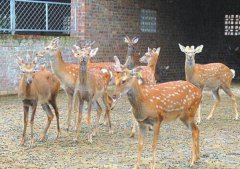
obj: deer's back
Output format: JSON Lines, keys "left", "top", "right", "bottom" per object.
{"left": 193, "top": 63, "right": 234, "bottom": 88}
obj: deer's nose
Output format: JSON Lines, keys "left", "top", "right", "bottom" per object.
{"left": 26, "top": 78, "right": 33, "bottom": 84}
{"left": 112, "top": 94, "right": 117, "bottom": 100}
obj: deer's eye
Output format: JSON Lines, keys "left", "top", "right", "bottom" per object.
{"left": 122, "top": 80, "right": 126, "bottom": 84}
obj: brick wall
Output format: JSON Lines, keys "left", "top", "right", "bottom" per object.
{"left": 0, "top": 35, "right": 79, "bottom": 95}
{"left": 1, "top": 0, "right": 240, "bottom": 95}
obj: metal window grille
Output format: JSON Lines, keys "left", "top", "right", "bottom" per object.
{"left": 140, "top": 9, "right": 157, "bottom": 33}
{"left": 0, "top": 0, "right": 79, "bottom": 35}
{"left": 225, "top": 15, "right": 240, "bottom": 36}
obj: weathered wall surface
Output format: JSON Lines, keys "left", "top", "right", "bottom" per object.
{"left": 0, "top": 35, "right": 78, "bottom": 94}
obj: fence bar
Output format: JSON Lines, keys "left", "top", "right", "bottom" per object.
{"left": 45, "top": 3, "right": 48, "bottom": 30}
{"left": 16, "top": 0, "right": 73, "bottom": 6}
{"left": 74, "top": 6, "right": 77, "bottom": 31}
{"left": 10, "top": 0, "right": 16, "bottom": 35}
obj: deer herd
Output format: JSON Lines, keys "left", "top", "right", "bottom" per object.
{"left": 16, "top": 36, "right": 238, "bottom": 169}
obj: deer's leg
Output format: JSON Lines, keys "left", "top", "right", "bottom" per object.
{"left": 74, "top": 95, "right": 79, "bottom": 130}
{"left": 75, "top": 98, "right": 83, "bottom": 141}
{"left": 21, "top": 104, "right": 29, "bottom": 145}
{"left": 151, "top": 120, "right": 161, "bottom": 169}
{"left": 66, "top": 92, "right": 73, "bottom": 131}
{"left": 135, "top": 123, "right": 147, "bottom": 169}
{"left": 87, "top": 99, "right": 93, "bottom": 143}
{"left": 207, "top": 89, "right": 220, "bottom": 120}
{"left": 103, "top": 94, "right": 113, "bottom": 126}
{"left": 130, "top": 107, "right": 138, "bottom": 138}
{"left": 190, "top": 122, "right": 200, "bottom": 166}
{"left": 102, "top": 93, "right": 113, "bottom": 133}
{"left": 197, "top": 87, "right": 203, "bottom": 124}
{"left": 30, "top": 101, "right": 37, "bottom": 145}
{"left": 50, "top": 99, "right": 61, "bottom": 139}
{"left": 180, "top": 116, "right": 200, "bottom": 166}
{"left": 40, "top": 104, "right": 54, "bottom": 141}
{"left": 222, "top": 86, "right": 239, "bottom": 120}
{"left": 92, "top": 101, "right": 102, "bottom": 137}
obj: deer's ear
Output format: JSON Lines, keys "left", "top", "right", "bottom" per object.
{"left": 235, "top": 46, "right": 239, "bottom": 51}
{"left": 156, "top": 47, "right": 161, "bottom": 55}
{"left": 124, "top": 36, "right": 130, "bottom": 43}
{"left": 52, "top": 37, "right": 59, "bottom": 47}
{"left": 132, "top": 37, "right": 139, "bottom": 44}
{"left": 179, "top": 44, "right": 186, "bottom": 53}
{"left": 32, "top": 57, "right": 38, "bottom": 65}
{"left": 148, "top": 47, "right": 152, "bottom": 53}
{"left": 195, "top": 45, "right": 203, "bottom": 53}
{"left": 90, "top": 47, "right": 99, "bottom": 58}
{"left": 16, "top": 57, "right": 24, "bottom": 67}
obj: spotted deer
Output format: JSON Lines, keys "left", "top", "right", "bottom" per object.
{"left": 17, "top": 56, "right": 60, "bottom": 145}
{"left": 124, "top": 36, "right": 139, "bottom": 69}
{"left": 113, "top": 47, "right": 161, "bottom": 137}
{"left": 36, "top": 38, "right": 112, "bottom": 131}
{"left": 179, "top": 44, "right": 239, "bottom": 123}
{"left": 72, "top": 45, "right": 113, "bottom": 143}
{"left": 112, "top": 68, "right": 202, "bottom": 169}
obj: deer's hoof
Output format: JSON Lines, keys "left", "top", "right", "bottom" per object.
{"left": 235, "top": 115, "right": 239, "bottom": 120}
{"left": 150, "top": 163, "right": 156, "bottom": 169}
{"left": 109, "top": 129, "right": 114, "bottom": 134}
{"left": 87, "top": 134, "right": 93, "bottom": 144}
{"left": 20, "top": 138, "right": 25, "bottom": 146}
{"left": 39, "top": 135, "right": 46, "bottom": 142}
{"left": 30, "top": 138, "right": 35, "bottom": 145}
{"left": 206, "top": 116, "right": 212, "bottom": 120}
{"left": 189, "top": 157, "right": 197, "bottom": 167}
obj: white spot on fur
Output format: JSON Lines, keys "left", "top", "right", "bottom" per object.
{"left": 101, "top": 69, "right": 108, "bottom": 74}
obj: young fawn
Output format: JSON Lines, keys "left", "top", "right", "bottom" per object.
{"left": 17, "top": 57, "right": 60, "bottom": 145}
{"left": 72, "top": 45, "right": 113, "bottom": 143}
{"left": 112, "top": 68, "right": 202, "bottom": 169}
{"left": 179, "top": 44, "right": 238, "bottom": 123}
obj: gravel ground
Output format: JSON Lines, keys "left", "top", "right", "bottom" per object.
{"left": 0, "top": 83, "right": 239, "bottom": 169}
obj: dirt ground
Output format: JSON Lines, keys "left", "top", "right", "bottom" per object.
{"left": 0, "top": 83, "right": 240, "bottom": 169}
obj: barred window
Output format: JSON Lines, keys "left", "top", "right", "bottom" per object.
{"left": 225, "top": 15, "right": 240, "bottom": 36}
{"left": 140, "top": 9, "right": 157, "bottom": 33}
{"left": 0, "top": 0, "right": 78, "bottom": 35}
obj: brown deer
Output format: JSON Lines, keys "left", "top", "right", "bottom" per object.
{"left": 17, "top": 56, "right": 60, "bottom": 145}
{"left": 179, "top": 44, "right": 239, "bottom": 123}
{"left": 113, "top": 47, "right": 161, "bottom": 137}
{"left": 124, "top": 36, "right": 139, "bottom": 69}
{"left": 72, "top": 45, "right": 113, "bottom": 143}
{"left": 112, "top": 68, "right": 202, "bottom": 169}
{"left": 36, "top": 38, "right": 112, "bottom": 131}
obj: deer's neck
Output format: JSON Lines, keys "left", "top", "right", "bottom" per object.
{"left": 185, "top": 59, "right": 196, "bottom": 81}
{"left": 148, "top": 53, "right": 158, "bottom": 71}
{"left": 79, "top": 63, "right": 88, "bottom": 85}
{"left": 126, "top": 46, "right": 134, "bottom": 69}
{"left": 127, "top": 78, "right": 143, "bottom": 107}
{"left": 51, "top": 49, "right": 69, "bottom": 81}
{"left": 19, "top": 79, "right": 37, "bottom": 99}
{"left": 127, "top": 46, "right": 133, "bottom": 56}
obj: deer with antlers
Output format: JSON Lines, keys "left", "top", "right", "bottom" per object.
{"left": 179, "top": 44, "right": 239, "bottom": 123}
{"left": 112, "top": 68, "right": 202, "bottom": 169}
{"left": 71, "top": 45, "right": 113, "bottom": 143}
{"left": 113, "top": 47, "right": 161, "bottom": 137}
{"left": 17, "top": 56, "right": 60, "bottom": 145}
